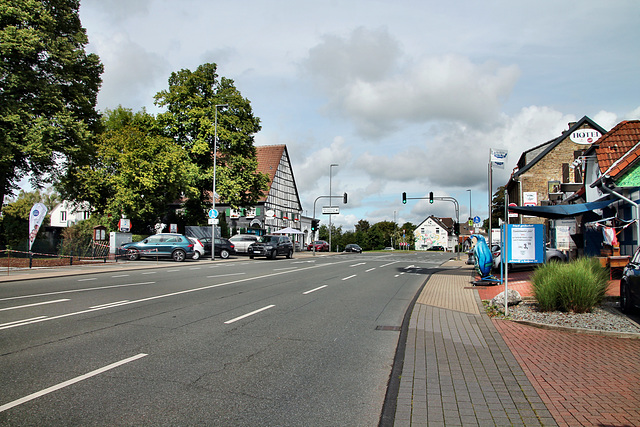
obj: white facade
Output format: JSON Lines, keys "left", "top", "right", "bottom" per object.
{"left": 50, "top": 201, "right": 92, "bottom": 227}
{"left": 414, "top": 216, "right": 454, "bottom": 251}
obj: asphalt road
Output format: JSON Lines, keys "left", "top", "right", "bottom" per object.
{"left": 0, "top": 252, "right": 451, "bottom": 426}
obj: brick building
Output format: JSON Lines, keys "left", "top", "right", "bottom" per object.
{"left": 505, "top": 117, "right": 606, "bottom": 241}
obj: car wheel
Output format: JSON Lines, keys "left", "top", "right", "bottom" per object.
{"left": 192, "top": 250, "right": 201, "bottom": 260}
{"left": 548, "top": 256, "right": 561, "bottom": 263}
{"left": 127, "top": 250, "right": 140, "bottom": 261}
{"left": 270, "top": 249, "right": 277, "bottom": 260}
{"left": 249, "top": 255, "right": 254, "bottom": 259}
{"left": 286, "top": 249, "right": 293, "bottom": 259}
{"left": 172, "top": 249, "right": 186, "bottom": 262}
{"left": 220, "top": 249, "right": 230, "bottom": 259}
{"left": 620, "top": 281, "right": 633, "bottom": 313}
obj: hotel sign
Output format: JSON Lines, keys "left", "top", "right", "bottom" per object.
{"left": 570, "top": 128, "right": 601, "bottom": 145}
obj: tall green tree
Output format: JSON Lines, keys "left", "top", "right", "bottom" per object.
{"left": 63, "top": 107, "right": 198, "bottom": 233}
{"left": 0, "top": 0, "right": 103, "bottom": 208}
{"left": 154, "top": 63, "right": 269, "bottom": 217}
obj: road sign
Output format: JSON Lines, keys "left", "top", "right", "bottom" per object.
{"left": 473, "top": 216, "right": 481, "bottom": 224}
{"left": 208, "top": 209, "right": 218, "bottom": 219}
{"left": 322, "top": 206, "right": 340, "bottom": 215}
{"left": 208, "top": 218, "right": 219, "bottom": 225}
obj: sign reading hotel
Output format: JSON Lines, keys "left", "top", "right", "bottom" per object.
{"left": 570, "top": 128, "right": 601, "bottom": 145}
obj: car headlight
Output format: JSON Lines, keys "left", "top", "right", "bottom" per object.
{"left": 265, "top": 245, "right": 274, "bottom": 250}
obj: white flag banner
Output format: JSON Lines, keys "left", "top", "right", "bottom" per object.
{"left": 491, "top": 149, "right": 508, "bottom": 169}
{"left": 28, "top": 203, "right": 48, "bottom": 250}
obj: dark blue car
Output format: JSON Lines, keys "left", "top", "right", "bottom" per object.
{"left": 121, "top": 233, "right": 195, "bottom": 262}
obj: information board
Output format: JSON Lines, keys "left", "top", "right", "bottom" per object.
{"left": 507, "top": 224, "right": 544, "bottom": 264}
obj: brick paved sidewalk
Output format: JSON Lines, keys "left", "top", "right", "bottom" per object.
{"left": 495, "top": 320, "right": 640, "bottom": 426}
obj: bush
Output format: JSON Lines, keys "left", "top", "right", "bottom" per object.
{"left": 531, "top": 258, "right": 609, "bottom": 313}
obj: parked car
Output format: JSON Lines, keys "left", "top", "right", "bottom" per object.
{"left": 121, "top": 233, "right": 195, "bottom": 262}
{"left": 248, "top": 235, "right": 293, "bottom": 259}
{"left": 187, "top": 237, "right": 205, "bottom": 260}
{"left": 229, "top": 234, "right": 259, "bottom": 254}
{"left": 620, "top": 248, "right": 640, "bottom": 313}
{"left": 492, "top": 243, "right": 567, "bottom": 271}
{"left": 198, "top": 237, "right": 237, "bottom": 259}
{"left": 307, "top": 240, "right": 329, "bottom": 252}
{"left": 344, "top": 243, "right": 362, "bottom": 253}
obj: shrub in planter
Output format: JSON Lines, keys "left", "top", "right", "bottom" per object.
{"left": 531, "top": 257, "right": 609, "bottom": 313}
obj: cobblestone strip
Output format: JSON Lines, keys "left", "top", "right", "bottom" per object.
{"left": 494, "top": 319, "right": 640, "bottom": 426}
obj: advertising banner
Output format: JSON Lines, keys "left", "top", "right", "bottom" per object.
{"left": 28, "top": 203, "right": 48, "bottom": 250}
{"left": 490, "top": 149, "right": 508, "bottom": 169}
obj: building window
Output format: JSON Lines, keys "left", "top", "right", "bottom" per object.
{"left": 61, "top": 211, "right": 67, "bottom": 222}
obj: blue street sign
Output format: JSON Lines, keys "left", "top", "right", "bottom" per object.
{"left": 208, "top": 209, "right": 218, "bottom": 219}
{"left": 473, "top": 216, "right": 481, "bottom": 224}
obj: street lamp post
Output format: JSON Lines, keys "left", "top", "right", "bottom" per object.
{"left": 467, "top": 189, "right": 472, "bottom": 222}
{"left": 211, "top": 103, "right": 228, "bottom": 261}
{"left": 329, "top": 163, "right": 338, "bottom": 252}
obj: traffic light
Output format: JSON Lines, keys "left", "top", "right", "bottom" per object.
{"left": 311, "top": 219, "right": 319, "bottom": 231}
{"left": 429, "top": 192, "right": 434, "bottom": 204}
{"left": 402, "top": 192, "right": 407, "bottom": 204}
{"left": 343, "top": 192, "right": 348, "bottom": 204}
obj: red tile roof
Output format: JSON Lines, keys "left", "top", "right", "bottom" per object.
{"left": 596, "top": 120, "right": 640, "bottom": 178}
{"left": 256, "top": 145, "right": 286, "bottom": 202}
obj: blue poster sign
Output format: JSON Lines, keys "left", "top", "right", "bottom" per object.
{"left": 506, "top": 224, "right": 544, "bottom": 264}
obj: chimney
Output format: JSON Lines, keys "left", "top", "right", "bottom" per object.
{"left": 568, "top": 122, "right": 576, "bottom": 129}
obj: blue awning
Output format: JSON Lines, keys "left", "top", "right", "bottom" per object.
{"left": 508, "top": 198, "right": 614, "bottom": 219}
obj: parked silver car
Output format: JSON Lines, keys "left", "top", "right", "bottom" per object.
{"left": 228, "top": 234, "right": 259, "bottom": 253}
{"left": 492, "top": 243, "right": 567, "bottom": 271}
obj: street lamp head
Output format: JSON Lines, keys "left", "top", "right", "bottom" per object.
{"left": 216, "top": 103, "right": 229, "bottom": 108}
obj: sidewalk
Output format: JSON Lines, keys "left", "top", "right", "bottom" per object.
{"left": 394, "top": 260, "right": 640, "bottom": 426}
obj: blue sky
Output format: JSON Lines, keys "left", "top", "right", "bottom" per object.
{"left": 76, "top": 0, "right": 640, "bottom": 229}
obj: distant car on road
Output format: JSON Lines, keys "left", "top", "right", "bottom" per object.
{"left": 229, "top": 234, "right": 259, "bottom": 254}
{"left": 307, "top": 240, "right": 329, "bottom": 252}
{"left": 344, "top": 244, "right": 362, "bottom": 253}
{"left": 248, "top": 235, "right": 293, "bottom": 259}
{"left": 621, "top": 248, "right": 640, "bottom": 313}
{"left": 121, "top": 233, "right": 195, "bottom": 262}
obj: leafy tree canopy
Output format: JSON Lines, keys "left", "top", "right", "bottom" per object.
{"left": 0, "top": 0, "right": 103, "bottom": 208}
{"left": 61, "top": 107, "right": 199, "bottom": 234}
{"left": 154, "top": 63, "right": 269, "bottom": 212}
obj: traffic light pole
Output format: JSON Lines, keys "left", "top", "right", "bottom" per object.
{"left": 403, "top": 194, "right": 460, "bottom": 259}
{"left": 312, "top": 195, "right": 346, "bottom": 256}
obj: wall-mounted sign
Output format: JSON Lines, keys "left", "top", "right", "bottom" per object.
{"left": 265, "top": 209, "right": 275, "bottom": 218}
{"left": 523, "top": 192, "right": 537, "bottom": 207}
{"left": 570, "top": 128, "right": 601, "bottom": 145}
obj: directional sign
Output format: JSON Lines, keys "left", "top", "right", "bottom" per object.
{"left": 208, "top": 209, "right": 219, "bottom": 219}
{"left": 322, "top": 206, "right": 340, "bottom": 215}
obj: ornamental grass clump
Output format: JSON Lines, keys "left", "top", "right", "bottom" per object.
{"left": 531, "top": 257, "right": 609, "bottom": 313}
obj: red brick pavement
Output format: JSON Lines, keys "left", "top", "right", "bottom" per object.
{"left": 494, "top": 320, "right": 640, "bottom": 426}
{"left": 474, "top": 270, "right": 621, "bottom": 301}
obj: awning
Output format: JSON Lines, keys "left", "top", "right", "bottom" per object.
{"left": 272, "top": 226, "right": 305, "bottom": 235}
{"left": 508, "top": 198, "right": 615, "bottom": 219}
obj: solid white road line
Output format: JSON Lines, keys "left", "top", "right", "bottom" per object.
{"left": 90, "top": 300, "right": 130, "bottom": 309}
{"left": 303, "top": 285, "right": 327, "bottom": 294}
{"left": 224, "top": 305, "right": 275, "bottom": 324}
{"left": 0, "top": 299, "right": 70, "bottom": 312}
{"left": 0, "top": 353, "right": 148, "bottom": 413}
{"left": 0, "top": 317, "right": 47, "bottom": 328}
{"left": 0, "top": 282, "right": 156, "bottom": 302}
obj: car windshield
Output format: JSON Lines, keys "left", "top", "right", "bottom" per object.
{"left": 258, "top": 236, "right": 278, "bottom": 244}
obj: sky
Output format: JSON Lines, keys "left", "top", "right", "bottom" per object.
{"left": 75, "top": 0, "right": 640, "bottom": 230}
